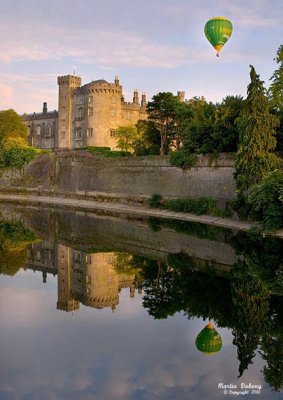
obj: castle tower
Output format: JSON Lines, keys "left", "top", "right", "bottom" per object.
{"left": 56, "top": 244, "right": 79, "bottom": 312}
{"left": 177, "top": 91, "right": 185, "bottom": 102}
{"left": 57, "top": 75, "right": 81, "bottom": 149}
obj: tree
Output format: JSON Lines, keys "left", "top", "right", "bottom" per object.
{"left": 211, "top": 96, "right": 244, "bottom": 153}
{"left": 0, "top": 109, "right": 28, "bottom": 148}
{"left": 173, "top": 101, "right": 193, "bottom": 150}
{"left": 269, "top": 45, "right": 283, "bottom": 112}
{"left": 181, "top": 97, "right": 216, "bottom": 154}
{"left": 133, "top": 120, "right": 160, "bottom": 155}
{"left": 235, "top": 65, "right": 280, "bottom": 192}
{"left": 115, "top": 125, "right": 140, "bottom": 152}
{"left": 147, "top": 92, "right": 180, "bottom": 156}
{"left": 268, "top": 45, "right": 283, "bottom": 151}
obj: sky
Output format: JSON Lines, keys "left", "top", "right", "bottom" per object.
{"left": 0, "top": 0, "right": 282, "bottom": 114}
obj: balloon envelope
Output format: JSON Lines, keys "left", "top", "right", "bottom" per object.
{"left": 195, "top": 322, "right": 222, "bottom": 354}
{"left": 204, "top": 17, "right": 233, "bottom": 56}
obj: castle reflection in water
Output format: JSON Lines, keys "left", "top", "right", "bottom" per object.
{"left": 25, "top": 241, "right": 140, "bottom": 312}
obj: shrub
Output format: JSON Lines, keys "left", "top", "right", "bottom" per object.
{"left": 247, "top": 170, "right": 283, "bottom": 231}
{"left": 231, "top": 193, "right": 253, "bottom": 220}
{"left": 149, "top": 195, "right": 230, "bottom": 217}
{"left": 165, "top": 197, "right": 217, "bottom": 215}
{"left": 0, "top": 144, "right": 39, "bottom": 169}
{"left": 150, "top": 193, "right": 163, "bottom": 208}
{"left": 86, "top": 146, "right": 130, "bottom": 157}
{"left": 170, "top": 149, "right": 197, "bottom": 169}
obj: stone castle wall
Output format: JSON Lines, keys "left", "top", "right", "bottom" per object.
{"left": 0, "top": 151, "right": 237, "bottom": 204}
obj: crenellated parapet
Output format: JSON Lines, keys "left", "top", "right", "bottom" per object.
{"left": 57, "top": 75, "right": 82, "bottom": 87}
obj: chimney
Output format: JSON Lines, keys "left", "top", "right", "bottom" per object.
{"left": 43, "top": 102, "right": 48, "bottom": 114}
{"left": 141, "top": 92, "right": 146, "bottom": 108}
{"left": 133, "top": 90, "right": 139, "bottom": 105}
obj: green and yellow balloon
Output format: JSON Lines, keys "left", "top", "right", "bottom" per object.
{"left": 204, "top": 17, "right": 233, "bottom": 57}
{"left": 195, "top": 321, "right": 222, "bottom": 355}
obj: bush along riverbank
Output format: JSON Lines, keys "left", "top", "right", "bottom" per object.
{"left": 149, "top": 194, "right": 232, "bottom": 218}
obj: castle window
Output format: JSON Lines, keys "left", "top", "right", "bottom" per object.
{"left": 27, "top": 126, "right": 31, "bottom": 136}
{"left": 45, "top": 250, "right": 52, "bottom": 261}
{"left": 78, "top": 107, "right": 84, "bottom": 118}
{"left": 110, "top": 129, "right": 116, "bottom": 137}
{"left": 86, "top": 128, "right": 93, "bottom": 138}
{"left": 111, "top": 108, "right": 116, "bottom": 117}
{"left": 60, "top": 131, "right": 65, "bottom": 139}
{"left": 74, "top": 251, "right": 82, "bottom": 262}
{"left": 87, "top": 107, "right": 93, "bottom": 116}
{"left": 75, "top": 128, "right": 83, "bottom": 140}
{"left": 86, "top": 287, "right": 91, "bottom": 295}
{"left": 36, "top": 125, "right": 41, "bottom": 135}
{"left": 86, "top": 275, "right": 91, "bottom": 284}
{"left": 76, "top": 270, "right": 83, "bottom": 283}
{"left": 86, "top": 255, "right": 92, "bottom": 264}
{"left": 111, "top": 97, "right": 116, "bottom": 104}
{"left": 88, "top": 96, "right": 93, "bottom": 103}
{"left": 125, "top": 111, "right": 132, "bottom": 120}
{"left": 46, "top": 125, "right": 52, "bottom": 137}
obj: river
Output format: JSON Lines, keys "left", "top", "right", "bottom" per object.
{"left": 0, "top": 204, "right": 282, "bottom": 400}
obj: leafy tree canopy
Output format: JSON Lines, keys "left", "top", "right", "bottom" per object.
{"left": 115, "top": 125, "right": 141, "bottom": 153}
{"left": 0, "top": 109, "right": 28, "bottom": 147}
{"left": 147, "top": 92, "right": 181, "bottom": 155}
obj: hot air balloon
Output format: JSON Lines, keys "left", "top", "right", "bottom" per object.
{"left": 204, "top": 17, "right": 233, "bottom": 57}
{"left": 195, "top": 321, "right": 222, "bottom": 355}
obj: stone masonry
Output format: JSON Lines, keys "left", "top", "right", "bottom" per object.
{"left": 23, "top": 75, "right": 148, "bottom": 150}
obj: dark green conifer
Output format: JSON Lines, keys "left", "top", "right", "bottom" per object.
{"left": 235, "top": 65, "right": 280, "bottom": 192}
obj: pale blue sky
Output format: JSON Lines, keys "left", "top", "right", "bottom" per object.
{"left": 0, "top": 0, "right": 282, "bottom": 113}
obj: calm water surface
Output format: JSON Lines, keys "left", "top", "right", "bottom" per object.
{"left": 0, "top": 205, "right": 282, "bottom": 400}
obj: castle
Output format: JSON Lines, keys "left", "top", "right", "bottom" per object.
{"left": 25, "top": 240, "right": 139, "bottom": 312}
{"left": 22, "top": 75, "right": 148, "bottom": 150}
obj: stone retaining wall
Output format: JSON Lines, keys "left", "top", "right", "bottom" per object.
{"left": 0, "top": 151, "right": 237, "bottom": 204}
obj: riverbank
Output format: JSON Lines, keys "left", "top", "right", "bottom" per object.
{"left": 0, "top": 192, "right": 282, "bottom": 239}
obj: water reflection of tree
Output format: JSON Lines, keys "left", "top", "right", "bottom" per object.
{"left": 140, "top": 253, "right": 233, "bottom": 324}
{"left": 260, "top": 329, "right": 283, "bottom": 391}
{"left": 136, "top": 237, "right": 283, "bottom": 391}
{"left": 231, "top": 232, "right": 283, "bottom": 296}
{"left": 0, "top": 221, "right": 38, "bottom": 276}
{"left": 230, "top": 259, "right": 270, "bottom": 378}
{"left": 231, "top": 232, "right": 283, "bottom": 385}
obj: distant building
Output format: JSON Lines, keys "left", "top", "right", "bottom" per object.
{"left": 22, "top": 102, "right": 58, "bottom": 149}
{"left": 23, "top": 75, "right": 148, "bottom": 150}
